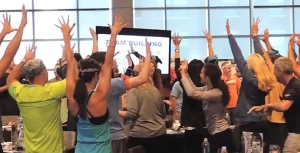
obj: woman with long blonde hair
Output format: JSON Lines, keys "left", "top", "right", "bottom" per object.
{"left": 226, "top": 19, "right": 277, "bottom": 152}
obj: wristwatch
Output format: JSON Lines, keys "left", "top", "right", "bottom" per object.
{"left": 175, "top": 49, "right": 180, "bottom": 53}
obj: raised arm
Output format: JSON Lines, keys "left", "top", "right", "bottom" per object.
{"left": 7, "top": 44, "right": 36, "bottom": 86}
{"left": 289, "top": 34, "right": 300, "bottom": 77}
{"left": 252, "top": 18, "right": 264, "bottom": 55}
{"left": 172, "top": 33, "right": 182, "bottom": 80}
{"left": 203, "top": 30, "right": 215, "bottom": 58}
{"left": 125, "top": 39, "right": 151, "bottom": 89}
{"left": 0, "top": 6, "right": 27, "bottom": 79}
{"left": 226, "top": 19, "right": 255, "bottom": 82}
{"left": 94, "top": 13, "right": 127, "bottom": 101}
{"left": 55, "top": 16, "right": 76, "bottom": 108}
{"left": 179, "top": 61, "right": 221, "bottom": 101}
{"left": 90, "top": 27, "right": 98, "bottom": 53}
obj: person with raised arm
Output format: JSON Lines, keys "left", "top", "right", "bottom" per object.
{"left": 251, "top": 18, "right": 287, "bottom": 151}
{"left": 7, "top": 30, "right": 67, "bottom": 153}
{"left": 172, "top": 33, "right": 206, "bottom": 153}
{"left": 226, "top": 19, "right": 277, "bottom": 152}
{"left": 249, "top": 56, "right": 300, "bottom": 153}
{"left": 288, "top": 34, "right": 300, "bottom": 78}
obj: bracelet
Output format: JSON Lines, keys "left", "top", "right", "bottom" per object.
{"left": 108, "top": 46, "right": 115, "bottom": 48}
{"left": 175, "top": 49, "right": 180, "bottom": 53}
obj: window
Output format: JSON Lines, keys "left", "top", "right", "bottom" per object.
{"left": 78, "top": 0, "right": 110, "bottom": 8}
{"left": 210, "top": 8, "right": 250, "bottom": 35}
{"left": 48, "top": 70, "right": 56, "bottom": 80}
{"left": 264, "top": 37, "right": 290, "bottom": 56}
{"left": 294, "top": 8, "right": 300, "bottom": 32}
{"left": 212, "top": 37, "right": 250, "bottom": 59}
{"left": 79, "top": 40, "right": 93, "bottom": 58}
{"left": 166, "top": 9, "right": 207, "bottom": 36}
{"left": 209, "top": 0, "right": 249, "bottom": 7}
{"left": 35, "top": 11, "right": 78, "bottom": 39}
{"left": 0, "top": 41, "right": 28, "bottom": 64}
{"left": 134, "top": 10, "right": 165, "bottom": 30}
{"left": 253, "top": 8, "right": 292, "bottom": 34}
{"left": 166, "top": 0, "right": 207, "bottom": 7}
{"left": 0, "top": 12, "right": 33, "bottom": 40}
{"left": 170, "top": 38, "right": 207, "bottom": 61}
{"left": 34, "top": 0, "right": 77, "bottom": 9}
{"left": 253, "top": 0, "right": 292, "bottom": 6}
{"left": 79, "top": 11, "right": 111, "bottom": 38}
{"left": 133, "top": 0, "right": 164, "bottom": 8}
{"left": 35, "top": 41, "right": 78, "bottom": 69}
{"left": 0, "top": 0, "right": 32, "bottom": 10}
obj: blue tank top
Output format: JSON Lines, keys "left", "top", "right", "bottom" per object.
{"left": 75, "top": 91, "right": 112, "bottom": 153}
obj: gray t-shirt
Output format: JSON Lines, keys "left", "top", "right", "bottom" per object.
{"left": 170, "top": 81, "right": 183, "bottom": 113}
{"left": 125, "top": 86, "right": 166, "bottom": 138}
{"left": 181, "top": 75, "right": 229, "bottom": 135}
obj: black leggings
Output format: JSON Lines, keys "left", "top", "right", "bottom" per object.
{"left": 208, "top": 129, "right": 233, "bottom": 153}
{"left": 127, "top": 134, "right": 166, "bottom": 153}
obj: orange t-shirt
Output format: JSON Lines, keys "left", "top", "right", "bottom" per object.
{"left": 222, "top": 74, "right": 241, "bottom": 108}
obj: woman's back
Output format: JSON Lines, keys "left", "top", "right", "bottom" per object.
{"left": 127, "top": 86, "right": 166, "bottom": 138}
{"left": 75, "top": 91, "right": 112, "bottom": 153}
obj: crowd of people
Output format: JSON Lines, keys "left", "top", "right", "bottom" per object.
{"left": 0, "top": 5, "right": 299, "bottom": 153}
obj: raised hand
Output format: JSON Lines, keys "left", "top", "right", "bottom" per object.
{"left": 145, "top": 38, "right": 151, "bottom": 56}
{"left": 296, "top": 34, "right": 300, "bottom": 46}
{"left": 289, "top": 33, "right": 295, "bottom": 46}
{"left": 179, "top": 60, "right": 188, "bottom": 75}
{"left": 24, "top": 43, "right": 37, "bottom": 61}
{"left": 248, "top": 105, "right": 266, "bottom": 114}
{"left": 260, "top": 29, "right": 269, "bottom": 42}
{"left": 251, "top": 17, "right": 260, "bottom": 37}
{"left": 172, "top": 33, "right": 182, "bottom": 47}
{"left": 203, "top": 30, "right": 212, "bottom": 43}
{"left": 1, "top": 13, "right": 17, "bottom": 35}
{"left": 20, "top": 5, "right": 27, "bottom": 28}
{"left": 89, "top": 27, "right": 96, "bottom": 38}
{"left": 55, "top": 15, "right": 76, "bottom": 36}
{"left": 226, "top": 19, "right": 231, "bottom": 35}
{"left": 109, "top": 13, "right": 127, "bottom": 35}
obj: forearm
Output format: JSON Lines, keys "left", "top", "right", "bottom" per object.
{"left": 0, "top": 32, "right": 6, "bottom": 46}
{"left": 228, "top": 35, "right": 246, "bottom": 67}
{"left": 0, "top": 85, "right": 8, "bottom": 93}
{"left": 267, "top": 103, "right": 287, "bottom": 112}
{"left": 92, "top": 36, "right": 98, "bottom": 53}
{"left": 263, "top": 40, "right": 272, "bottom": 53}
{"left": 253, "top": 36, "right": 263, "bottom": 55}
{"left": 170, "top": 97, "right": 178, "bottom": 114}
{"left": 288, "top": 45, "right": 297, "bottom": 66}
{"left": 7, "top": 60, "right": 26, "bottom": 84}
{"left": 104, "top": 34, "right": 117, "bottom": 68}
{"left": 208, "top": 42, "right": 214, "bottom": 58}
{"left": 175, "top": 58, "right": 181, "bottom": 80}
{"left": 0, "top": 26, "right": 25, "bottom": 78}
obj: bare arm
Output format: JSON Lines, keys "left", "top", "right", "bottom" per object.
{"left": 0, "top": 85, "right": 7, "bottom": 93}
{"left": 125, "top": 39, "right": 151, "bottom": 90}
{"left": 0, "top": 13, "right": 18, "bottom": 46}
{"left": 0, "top": 6, "right": 27, "bottom": 79}
{"left": 288, "top": 34, "right": 300, "bottom": 77}
{"left": 94, "top": 13, "right": 127, "bottom": 102}
{"left": 203, "top": 30, "right": 214, "bottom": 58}
{"left": 90, "top": 27, "right": 98, "bottom": 53}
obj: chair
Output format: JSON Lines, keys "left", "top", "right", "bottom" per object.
{"left": 128, "top": 146, "right": 146, "bottom": 153}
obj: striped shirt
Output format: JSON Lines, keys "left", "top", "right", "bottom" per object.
{"left": 181, "top": 75, "right": 229, "bottom": 135}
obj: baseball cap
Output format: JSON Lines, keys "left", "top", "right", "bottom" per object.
{"left": 22, "top": 59, "right": 46, "bottom": 77}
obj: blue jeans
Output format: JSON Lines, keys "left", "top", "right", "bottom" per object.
{"left": 283, "top": 133, "right": 300, "bottom": 153}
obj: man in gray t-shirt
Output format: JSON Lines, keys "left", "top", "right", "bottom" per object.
{"left": 170, "top": 81, "right": 183, "bottom": 114}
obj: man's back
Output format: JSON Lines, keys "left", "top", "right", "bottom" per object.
{"left": 8, "top": 80, "right": 66, "bottom": 153}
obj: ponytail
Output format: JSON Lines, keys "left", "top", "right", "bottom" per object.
{"left": 73, "top": 78, "right": 88, "bottom": 119}
{"left": 214, "top": 79, "right": 230, "bottom": 106}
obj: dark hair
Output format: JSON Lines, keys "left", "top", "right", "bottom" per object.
{"left": 90, "top": 52, "right": 106, "bottom": 64}
{"left": 188, "top": 59, "right": 204, "bottom": 87}
{"left": 74, "top": 58, "right": 100, "bottom": 119}
{"left": 251, "top": 133, "right": 263, "bottom": 147}
{"left": 152, "top": 63, "right": 164, "bottom": 98}
{"left": 204, "top": 57, "right": 218, "bottom": 65}
{"left": 270, "top": 54, "right": 283, "bottom": 63}
{"left": 74, "top": 53, "right": 83, "bottom": 62}
{"left": 203, "top": 64, "right": 230, "bottom": 106}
